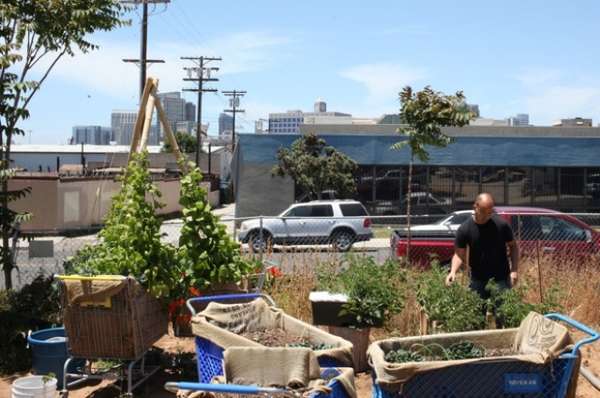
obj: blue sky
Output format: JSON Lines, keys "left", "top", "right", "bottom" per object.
{"left": 18, "top": 0, "right": 600, "bottom": 144}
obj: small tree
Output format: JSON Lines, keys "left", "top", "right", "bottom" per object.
{"left": 392, "top": 86, "right": 473, "bottom": 262}
{"left": 0, "top": 0, "right": 125, "bottom": 289}
{"left": 272, "top": 133, "right": 358, "bottom": 200}
{"left": 162, "top": 131, "right": 197, "bottom": 154}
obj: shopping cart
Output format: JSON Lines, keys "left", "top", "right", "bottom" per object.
{"left": 188, "top": 293, "right": 351, "bottom": 384}
{"left": 164, "top": 367, "right": 351, "bottom": 398}
{"left": 371, "top": 313, "right": 599, "bottom": 398}
{"left": 56, "top": 275, "right": 167, "bottom": 397}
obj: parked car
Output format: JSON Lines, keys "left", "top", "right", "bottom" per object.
{"left": 238, "top": 200, "right": 373, "bottom": 252}
{"left": 390, "top": 206, "right": 600, "bottom": 266}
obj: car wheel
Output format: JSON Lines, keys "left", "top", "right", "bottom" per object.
{"left": 331, "top": 230, "right": 355, "bottom": 252}
{"left": 248, "top": 231, "right": 272, "bottom": 253}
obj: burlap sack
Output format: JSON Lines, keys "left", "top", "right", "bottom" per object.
{"left": 191, "top": 298, "right": 354, "bottom": 368}
{"left": 221, "top": 347, "right": 356, "bottom": 397}
{"left": 62, "top": 276, "right": 128, "bottom": 305}
{"left": 368, "top": 312, "right": 571, "bottom": 391}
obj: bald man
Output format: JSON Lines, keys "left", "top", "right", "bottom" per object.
{"left": 446, "top": 193, "right": 519, "bottom": 299}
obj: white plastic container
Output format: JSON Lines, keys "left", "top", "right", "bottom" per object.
{"left": 12, "top": 375, "right": 57, "bottom": 398}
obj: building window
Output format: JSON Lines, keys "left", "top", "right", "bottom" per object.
{"left": 560, "top": 167, "right": 584, "bottom": 210}
{"left": 454, "top": 167, "right": 480, "bottom": 209}
{"left": 507, "top": 167, "right": 531, "bottom": 206}
{"left": 532, "top": 167, "right": 558, "bottom": 207}
{"left": 481, "top": 167, "right": 506, "bottom": 205}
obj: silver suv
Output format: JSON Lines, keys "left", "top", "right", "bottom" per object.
{"left": 238, "top": 200, "right": 373, "bottom": 252}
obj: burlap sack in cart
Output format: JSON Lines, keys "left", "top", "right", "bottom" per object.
{"left": 223, "top": 347, "right": 355, "bottom": 397}
{"left": 368, "top": 312, "right": 572, "bottom": 392}
{"left": 191, "top": 298, "right": 354, "bottom": 368}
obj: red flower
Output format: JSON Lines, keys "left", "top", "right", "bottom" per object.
{"left": 267, "top": 266, "right": 283, "bottom": 278}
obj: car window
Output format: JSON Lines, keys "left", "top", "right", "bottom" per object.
{"left": 340, "top": 203, "right": 368, "bottom": 216}
{"left": 310, "top": 205, "right": 334, "bottom": 217}
{"left": 448, "top": 213, "right": 471, "bottom": 225}
{"left": 513, "top": 215, "right": 543, "bottom": 240}
{"left": 285, "top": 206, "right": 312, "bottom": 217}
{"left": 539, "top": 216, "right": 587, "bottom": 241}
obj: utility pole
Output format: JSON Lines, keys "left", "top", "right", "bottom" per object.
{"left": 181, "top": 56, "right": 221, "bottom": 167}
{"left": 122, "top": 0, "right": 168, "bottom": 99}
{"left": 222, "top": 90, "right": 246, "bottom": 151}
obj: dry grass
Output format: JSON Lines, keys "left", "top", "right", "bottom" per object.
{"left": 262, "top": 251, "right": 600, "bottom": 339}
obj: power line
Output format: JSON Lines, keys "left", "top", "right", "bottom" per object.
{"left": 222, "top": 90, "right": 246, "bottom": 151}
{"left": 181, "top": 56, "right": 222, "bottom": 166}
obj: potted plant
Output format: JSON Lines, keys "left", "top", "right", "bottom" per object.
{"left": 313, "top": 255, "right": 406, "bottom": 371}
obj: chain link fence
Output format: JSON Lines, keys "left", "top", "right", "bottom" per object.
{"left": 3, "top": 210, "right": 599, "bottom": 291}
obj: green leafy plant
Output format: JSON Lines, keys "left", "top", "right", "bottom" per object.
{"left": 316, "top": 255, "right": 406, "bottom": 328}
{"left": 0, "top": 275, "right": 62, "bottom": 374}
{"left": 391, "top": 86, "right": 474, "bottom": 261}
{"left": 69, "top": 152, "right": 178, "bottom": 299}
{"left": 416, "top": 264, "right": 485, "bottom": 332}
{"left": 485, "top": 280, "right": 564, "bottom": 328}
{"left": 384, "top": 340, "right": 485, "bottom": 363}
{"left": 176, "top": 162, "right": 252, "bottom": 291}
{"left": 162, "top": 131, "right": 197, "bottom": 154}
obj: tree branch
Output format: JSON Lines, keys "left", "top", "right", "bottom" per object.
{"left": 20, "top": 49, "right": 67, "bottom": 112}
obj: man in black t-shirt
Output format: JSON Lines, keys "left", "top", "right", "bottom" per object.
{"left": 445, "top": 193, "right": 519, "bottom": 299}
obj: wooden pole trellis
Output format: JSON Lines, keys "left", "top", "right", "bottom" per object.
{"left": 128, "top": 77, "right": 187, "bottom": 172}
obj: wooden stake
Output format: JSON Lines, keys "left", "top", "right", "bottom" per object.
{"left": 137, "top": 92, "right": 156, "bottom": 152}
{"left": 129, "top": 77, "right": 156, "bottom": 163}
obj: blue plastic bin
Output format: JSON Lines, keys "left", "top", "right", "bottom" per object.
{"left": 28, "top": 327, "right": 82, "bottom": 389}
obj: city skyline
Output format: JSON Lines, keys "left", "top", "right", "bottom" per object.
{"left": 15, "top": 0, "right": 600, "bottom": 144}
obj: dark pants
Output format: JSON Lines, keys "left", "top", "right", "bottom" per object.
{"left": 470, "top": 277, "right": 512, "bottom": 328}
{"left": 469, "top": 277, "right": 511, "bottom": 300}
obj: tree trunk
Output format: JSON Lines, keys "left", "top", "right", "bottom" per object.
{"left": 406, "top": 158, "right": 413, "bottom": 265}
{"left": 2, "top": 152, "right": 12, "bottom": 290}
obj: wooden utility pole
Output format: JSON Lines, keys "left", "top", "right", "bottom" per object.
{"left": 222, "top": 90, "right": 246, "bottom": 151}
{"left": 181, "top": 56, "right": 221, "bottom": 167}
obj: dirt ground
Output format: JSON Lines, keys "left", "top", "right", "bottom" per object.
{"left": 1, "top": 330, "right": 599, "bottom": 397}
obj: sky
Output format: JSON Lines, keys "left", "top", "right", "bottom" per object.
{"left": 16, "top": 0, "right": 600, "bottom": 144}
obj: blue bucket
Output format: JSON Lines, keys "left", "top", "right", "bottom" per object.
{"left": 27, "top": 327, "right": 80, "bottom": 389}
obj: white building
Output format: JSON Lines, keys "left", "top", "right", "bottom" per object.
{"left": 268, "top": 100, "right": 352, "bottom": 134}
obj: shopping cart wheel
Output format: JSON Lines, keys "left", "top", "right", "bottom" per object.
{"left": 59, "top": 390, "right": 69, "bottom": 398}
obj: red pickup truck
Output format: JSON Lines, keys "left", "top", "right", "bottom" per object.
{"left": 390, "top": 207, "right": 600, "bottom": 266}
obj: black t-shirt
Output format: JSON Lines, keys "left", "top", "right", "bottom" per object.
{"left": 454, "top": 215, "right": 514, "bottom": 282}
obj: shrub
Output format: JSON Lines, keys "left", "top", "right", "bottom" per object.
{"left": 176, "top": 164, "right": 252, "bottom": 291}
{"left": 69, "top": 152, "right": 178, "bottom": 299}
{"left": 416, "top": 264, "right": 485, "bottom": 332}
{"left": 316, "top": 254, "right": 406, "bottom": 328}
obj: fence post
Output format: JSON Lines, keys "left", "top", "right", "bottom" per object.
{"left": 259, "top": 216, "right": 264, "bottom": 263}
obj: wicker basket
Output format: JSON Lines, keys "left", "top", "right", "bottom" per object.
{"left": 61, "top": 277, "right": 167, "bottom": 360}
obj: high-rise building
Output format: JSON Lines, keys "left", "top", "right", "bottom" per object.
{"left": 111, "top": 110, "right": 137, "bottom": 145}
{"left": 219, "top": 113, "right": 234, "bottom": 137}
{"left": 185, "top": 102, "right": 196, "bottom": 122}
{"left": 268, "top": 100, "right": 351, "bottom": 134}
{"left": 72, "top": 126, "right": 112, "bottom": 145}
{"left": 155, "top": 92, "right": 196, "bottom": 142}
{"left": 510, "top": 113, "right": 530, "bottom": 127}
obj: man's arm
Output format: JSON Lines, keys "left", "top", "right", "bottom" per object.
{"left": 507, "top": 240, "right": 519, "bottom": 285}
{"left": 446, "top": 248, "right": 466, "bottom": 285}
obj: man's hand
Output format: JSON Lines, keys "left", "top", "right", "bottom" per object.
{"left": 445, "top": 272, "right": 456, "bottom": 286}
{"left": 510, "top": 271, "right": 518, "bottom": 286}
